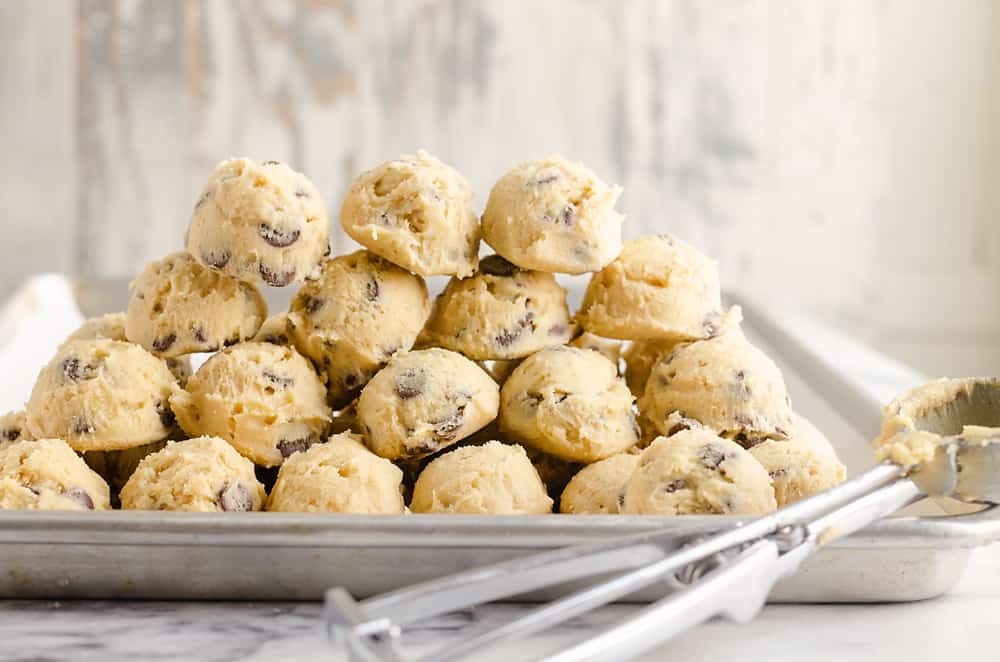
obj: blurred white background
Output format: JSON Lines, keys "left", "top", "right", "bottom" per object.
{"left": 1, "top": 0, "right": 998, "bottom": 376}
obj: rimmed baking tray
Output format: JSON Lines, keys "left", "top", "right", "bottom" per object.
{"left": 0, "top": 278, "right": 996, "bottom": 601}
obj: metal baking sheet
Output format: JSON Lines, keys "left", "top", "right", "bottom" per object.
{"left": 0, "top": 277, "right": 996, "bottom": 602}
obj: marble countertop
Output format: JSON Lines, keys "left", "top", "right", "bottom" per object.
{"left": 2, "top": 547, "right": 997, "bottom": 661}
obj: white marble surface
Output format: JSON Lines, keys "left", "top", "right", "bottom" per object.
{"left": 1, "top": 547, "right": 997, "bottom": 662}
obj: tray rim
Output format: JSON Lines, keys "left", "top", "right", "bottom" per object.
{"left": 0, "top": 505, "right": 996, "bottom": 550}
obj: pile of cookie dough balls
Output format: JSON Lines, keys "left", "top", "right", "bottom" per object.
{"left": 0, "top": 151, "right": 847, "bottom": 517}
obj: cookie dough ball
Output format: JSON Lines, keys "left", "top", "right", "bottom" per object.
{"left": 84, "top": 440, "right": 166, "bottom": 501}
{"left": 267, "top": 432, "right": 405, "bottom": 514}
{"left": 0, "top": 439, "right": 110, "bottom": 511}
{"left": 639, "top": 324, "right": 793, "bottom": 447}
{"left": 170, "top": 342, "right": 331, "bottom": 467}
{"left": 482, "top": 156, "right": 624, "bottom": 274}
{"left": 341, "top": 150, "right": 479, "bottom": 277}
{"left": 411, "top": 441, "right": 552, "bottom": 514}
{"left": 120, "top": 436, "right": 266, "bottom": 512}
{"left": 357, "top": 348, "right": 499, "bottom": 460}
{"left": 622, "top": 430, "right": 777, "bottom": 515}
{"left": 577, "top": 235, "right": 723, "bottom": 341}
{"left": 624, "top": 339, "right": 680, "bottom": 397}
{"left": 568, "top": 331, "right": 622, "bottom": 369}
{"left": 500, "top": 347, "right": 639, "bottom": 463}
{"left": 419, "top": 255, "right": 573, "bottom": 360}
{"left": 0, "top": 411, "right": 31, "bottom": 446}
{"left": 65, "top": 313, "right": 192, "bottom": 385}
{"left": 26, "top": 339, "right": 177, "bottom": 452}
{"left": 749, "top": 414, "right": 846, "bottom": 507}
{"left": 289, "top": 250, "right": 430, "bottom": 406}
{"left": 126, "top": 252, "right": 267, "bottom": 357}
{"left": 560, "top": 453, "right": 640, "bottom": 515}
{"left": 252, "top": 312, "right": 296, "bottom": 345}
{"left": 187, "top": 157, "right": 330, "bottom": 287}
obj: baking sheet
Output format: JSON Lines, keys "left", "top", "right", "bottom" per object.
{"left": 0, "top": 276, "right": 995, "bottom": 602}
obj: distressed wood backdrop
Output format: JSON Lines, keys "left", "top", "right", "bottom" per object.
{"left": 1, "top": 0, "right": 998, "bottom": 375}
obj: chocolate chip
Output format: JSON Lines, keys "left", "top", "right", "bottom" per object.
{"left": 410, "top": 439, "right": 441, "bottom": 455}
{"left": 432, "top": 405, "right": 466, "bottom": 441}
{"left": 262, "top": 371, "right": 294, "bottom": 388}
{"left": 299, "top": 294, "right": 324, "bottom": 315}
{"left": 156, "top": 400, "right": 175, "bottom": 429}
{"left": 662, "top": 479, "right": 688, "bottom": 493}
{"left": 494, "top": 313, "right": 535, "bottom": 348}
{"left": 667, "top": 417, "right": 698, "bottom": 436}
{"left": 698, "top": 444, "right": 726, "bottom": 469}
{"left": 735, "top": 370, "right": 745, "bottom": 381}
{"left": 63, "top": 488, "right": 94, "bottom": 510}
{"left": 770, "top": 468, "right": 788, "bottom": 479}
{"left": 152, "top": 333, "right": 177, "bottom": 353}
{"left": 365, "top": 277, "right": 380, "bottom": 302}
{"left": 559, "top": 206, "right": 576, "bottom": 226}
{"left": 554, "top": 393, "right": 569, "bottom": 404}
{"left": 479, "top": 255, "right": 519, "bottom": 277}
{"left": 277, "top": 437, "right": 312, "bottom": 458}
{"left": 703, "top": 313, "right": 723, "bottom": 339}
{"left": 71, "top": 418, "right": 95, "bottom": 436}
{"left": 0, "top": 428, "right": 21, "bottom": 442}
{"left": 733, "top": 432, "right": 764, "bottom": 449}
{"left": 259, "top": 263, "right": 296, "bottom": 287}
{"left": 616, "top": 491, "right": 626, "bottom": 508}
{"left": 395, "top": 369, "right": 426, "bottom": 399}
{"left": 531, "top": 172, "right": 560, "bottom": 185}
{"left": 262, "top": 160, "right": 280, "bottom": 165}
{"left": 192, "top": 326, "right": 207, "bottom": 344}
{"left": 62, "top": 357, "right": 95, "bottom": 382}
{"left": 202, "top": 249, "right": 231, "bottom": 269}
{"left": 259, "top": 223, "right": 301, "bottom": 248}
{"left": 218, "top": 482, "right": 254, "bottom": 512}
{"left": 222, "top": 335, "right": 240, "bottom": 348}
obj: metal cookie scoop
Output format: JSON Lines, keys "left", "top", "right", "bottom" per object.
{"left": 325, "top": 378, "right": 1000, "bottom": 662}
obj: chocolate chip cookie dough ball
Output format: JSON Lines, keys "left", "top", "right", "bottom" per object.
{"left": 357, "top": 348, "right": 499, "bottom": 460}
{"left": 622, "top": 430, "right": 777, "bottom": 516}
{"left": 170, "top": 342, "right": 331, "bottom": 467}
{"left": 0, "top": 439, "right": 110, "bottom": 511}
{"left": 187, "top": 157, "right": 330, "bottom": 287}
{"left": 289, "top": 250, "right": 430, "bottom": 407}
{"left": 84, "top": 440, "right": 167, "bottom": 502}
{"left": 482, "top": 156, "right": 624, "bottom": 274}
{"left": 26, "top": 339, "right": 177, "bottom": 452}
{"left": 639, "top": 323, "right": 793, "bottom": 447}
{"left": 0, "top": 411, "right": 31, "bottom": 446}
{"left": 560, "top": 453, "right": 640, "bottom": 515}
{"left": 120, "top": 436, "right": 266, "bottom": 512}
{"left": 341, "top": 150, "right": 479, "bottom": 277}
{"left": 65, "top": 313, "right": 192, "bottom": 385}
{"left": 749, "top": 414, "right": 846, "bottom": 507}
{"left": 126, "top": 252, "right": 267, "bottom": 357}
{"left": 419, "top": 255, "right": 573, "bottom": 360}
{"left": 500, "top": 347, "right": 639, "bottom": 463}
{"left": 267, "top": 432, "right": 405, "bottom": 514}
{"left": 410, "top": 441, "right": 553, "bottom": 514}
{"left": 577, "top": 235, "right": 723, "bottom": 342}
